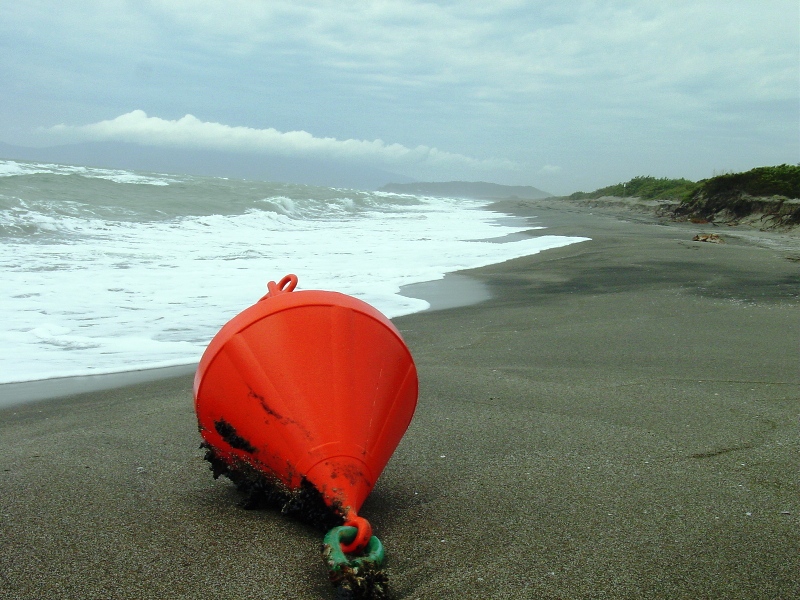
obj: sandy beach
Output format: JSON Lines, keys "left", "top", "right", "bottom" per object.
{"left": 1, "top": 199, "right": 798, "bottom": 599}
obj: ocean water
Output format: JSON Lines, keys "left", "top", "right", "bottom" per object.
{"left": 0, "top": 159, "right": 589, "bottom": 384}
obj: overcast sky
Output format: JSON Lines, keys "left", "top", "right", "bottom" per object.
{"left": 1, "top": 1, "right": 797, "bottom": 194}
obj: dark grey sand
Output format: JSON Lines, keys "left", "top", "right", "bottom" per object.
{"left": 1, "top": 200, "right": 798, "bottom": 599}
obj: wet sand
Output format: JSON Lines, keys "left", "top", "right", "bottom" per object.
{"left": 0, "top": 364, "right": 197, "bottom": 409}
{"left": 1, "top": 199, "right": 798, "bottom": 599}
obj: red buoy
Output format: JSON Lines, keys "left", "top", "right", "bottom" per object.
{"left": 193, "top": 274, "right": 418, "bottom": 547}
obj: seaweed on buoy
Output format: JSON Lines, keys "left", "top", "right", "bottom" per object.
{"left": 201, "top": 442, "right": 344, "bottom": 532}
{"left": 213, "top": 418, "right": 256, "bottom": 454}
{"left": 329, "top": 562, "right": 390, "bottom": 600}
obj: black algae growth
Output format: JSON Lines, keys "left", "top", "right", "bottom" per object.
{"left": 201, "top": 425, "right": 389, "bottom": 599}
{"left": 328, "top": 559, "right": 391, "bottom": 600}
{"left": 213, "top": 418, "right": 257, "bottom": 453}
{"left": 200, "top": 441, "right": 344, "bottom": 532}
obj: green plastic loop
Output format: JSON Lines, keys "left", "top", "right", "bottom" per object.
{"left": 322, "top": 525, "right": 385, "bottom": 575}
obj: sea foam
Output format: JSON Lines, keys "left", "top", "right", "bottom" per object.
{"left": 0, "top": 160, "right": 589, "bottom": 383}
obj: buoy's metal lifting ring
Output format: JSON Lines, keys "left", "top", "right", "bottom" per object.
{"left": 262, "top": 274, "right": 298, "bottom": 300}
{"left": 341, "top": 515, "right": 373, "bottom": 554}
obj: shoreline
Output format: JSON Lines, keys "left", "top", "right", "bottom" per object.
{"left": 0, "top": 205, "right": 566, "bottom": 408}
{"left": 8, "top": 194, "right": 795, "bottom": 410}
{"left": 4, "top": 196, "right": 797, "bottom": 407}
{"left": 2, "top": 198, "right": 798, "bottom": 598}
{"left": 506, "top": 195, "right": 800, "bottom": 252}
{"left": 0, "top": 270, "right": 497, "bottom": 408}
{"left": 0, "top": 363, "right": 197, "bottom": 409}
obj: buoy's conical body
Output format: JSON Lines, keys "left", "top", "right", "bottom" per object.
{"left": 194, "top": 275, "right": 418, "bottom": 520}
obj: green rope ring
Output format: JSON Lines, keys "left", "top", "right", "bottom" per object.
{"left": 322, "top": 525, "right": 385, "bottom": 575}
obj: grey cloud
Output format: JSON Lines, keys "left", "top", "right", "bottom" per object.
{"left": 1, "top": 1, "right": 796, "bottom": 193}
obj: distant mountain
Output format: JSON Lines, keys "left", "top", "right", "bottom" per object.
{"left": 0, "top": 141, "right": 415, "bottom": 190}
{"left": 380, "top": 181, "right": 552, "bottom": 200}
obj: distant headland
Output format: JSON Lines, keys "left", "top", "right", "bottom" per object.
{"left": 380, "top": 181, "right": 552, "bottom": 200}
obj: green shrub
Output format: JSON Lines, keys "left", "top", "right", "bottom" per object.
{"left": 678, "top": 164, "right": 800, "bottom": 222}
{"left": 698, "top": 164, "right": 800, "bottom": 199}
{"left": 570, "top": 176, "right": 697, "bottom": 200}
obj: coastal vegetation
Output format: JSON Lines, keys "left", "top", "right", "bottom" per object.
{"left": 698, "top": 164, "right": 800, "bottom": 199}
{"left": 569, "top": 175, "right": 697, "bottom": 200}
{"left": 677, "top": 164, "right": 800, "bottom": 225}
{"left": 568, "top": 165, "right": 800, "bottom": 227}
